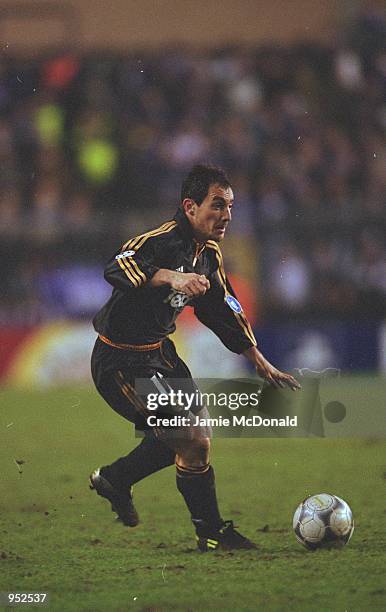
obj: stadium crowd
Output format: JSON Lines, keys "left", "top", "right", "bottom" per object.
{"left": 0, "top": 8, "right": 385, "bottom": 324}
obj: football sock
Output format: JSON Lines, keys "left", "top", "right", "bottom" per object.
{"left": 102, "top": 436, "right": 176, "bottom": 490}
{"left": 176, "top": 463, "right": 223, "bottom": 531}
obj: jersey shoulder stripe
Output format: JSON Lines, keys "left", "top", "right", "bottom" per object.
{"left": 205, "top": 241, "right": 226, "bottom": 282}
{"left": 117, "top": 256, "right": 141, "bottom": 287}
{"left": 122, "top": 221, "right": 177, "bottom": 252}
{"left": 206, "top": 240, "right": 222, "bottom": 254}
{"left": 118, "top": 221, "right": 177, "bottom": 287}
{"left": 205, "top": 241, "right": 223, "bottom": 269}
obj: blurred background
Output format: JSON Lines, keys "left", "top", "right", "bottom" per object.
{"left": 0, "top": 0, "right": 385, "bottom": 386}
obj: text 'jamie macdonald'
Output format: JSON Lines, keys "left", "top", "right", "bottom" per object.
{"left": 146, "top": 415, "right": 298, "bottom": 428}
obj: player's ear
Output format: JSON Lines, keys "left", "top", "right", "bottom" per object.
{"left": 182, "top": 198, "right": 196, "bottom": 217}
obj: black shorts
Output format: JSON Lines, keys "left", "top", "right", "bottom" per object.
{"left": 91, "top": 337, "right": 207, "bottom": 437}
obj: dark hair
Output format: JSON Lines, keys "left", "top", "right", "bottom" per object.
{"left": 181, "top": 164, "right": 231, "bottom": 204}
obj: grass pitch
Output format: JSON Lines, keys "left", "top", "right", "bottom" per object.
{"left": 1, "top": 381, "right": 385, "bottom": 611}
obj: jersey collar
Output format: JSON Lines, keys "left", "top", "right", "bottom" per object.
{"left": 174, "top": 207, "right": 198, "bottom": 245}
{"left": 174, "top": 207, "right": 207, "bottom": 265}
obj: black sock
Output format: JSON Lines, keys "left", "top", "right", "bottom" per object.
{"left": 176, "top": 464, "right": 223, "bottom": 532}
{"left": 102, "top": 436, "right": 176, "bottom": 490}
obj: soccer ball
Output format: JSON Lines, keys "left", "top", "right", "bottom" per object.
{"left": 293, "top": 493, "right": 354, "bottom": 550}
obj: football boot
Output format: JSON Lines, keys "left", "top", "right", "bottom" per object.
{"left": 194, "top": 519, "right": 257, "bottom": 551}
{"left": 89, "top": 467, "right": 139, "bottom": 527}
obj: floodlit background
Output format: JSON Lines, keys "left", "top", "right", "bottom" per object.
{"left": 0, "top": 0, "right": 385, "bottom": 386}
{"left": 1, "top": 4, "right": 386, "bottom": 611}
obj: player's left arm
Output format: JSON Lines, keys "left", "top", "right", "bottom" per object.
{"left": 243, "top": 345, "right": 300, "bottom": 391}
{"left": 193, "top": 267, "right": 257, "bottom": 354}
{"left": 194, "top": 244, "right": 300, "bottom": 391}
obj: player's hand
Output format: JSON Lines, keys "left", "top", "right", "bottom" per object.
{"left": 170, "top": 272, "right": 210, "bottom": 297}
{"left": 243, "top": 346, "right": 301, "bottom": 391}
{"left": 255, "top": 361, "right": 301, "bottom": 391}
{"left": 149, "top": 269, "right": 210, "bottom": 295}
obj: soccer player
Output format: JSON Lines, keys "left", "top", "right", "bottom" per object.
{"left": 90, "top": 164, "right": 300, "bottom": 551}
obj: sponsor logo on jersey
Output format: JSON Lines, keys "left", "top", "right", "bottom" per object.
{"left": 225, "top": 295, "right": 243, "bottom": 313}
{"left": 164, "top": 288, "right": 190, "bottom": 310}
{"left": 116, "top": 250, "right": 136, "bottom": 260}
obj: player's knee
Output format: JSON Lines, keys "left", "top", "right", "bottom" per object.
{"left": 195, "top": 436, "right": 210, "bottom": 456}
{"left": 175, "top": 436, "right": 211, "bottom": 468}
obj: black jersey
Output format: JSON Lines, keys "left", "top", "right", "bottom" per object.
{"left": 93, "top": 207, "right": 256, "bottom": 354}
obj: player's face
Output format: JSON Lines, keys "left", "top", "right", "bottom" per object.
{"left": 186, "top": 183, "right": 234, "bottom": 243}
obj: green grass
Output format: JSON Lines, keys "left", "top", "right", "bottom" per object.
{"left": 1, "top": 381, "right": 386, "bottom": 611}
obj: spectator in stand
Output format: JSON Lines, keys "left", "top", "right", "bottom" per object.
{"left": 0, "top": 7, "right": 385, "bottom": 322}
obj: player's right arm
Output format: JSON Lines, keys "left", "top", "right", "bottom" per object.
{"left": 104, "top": 237, "right": 209, "bottom": 296}
{"left": 150, "top": 270, "right": 209, "bottom": 297}
{"left": 104, "top": 239, "right": 160, "bottom": 291}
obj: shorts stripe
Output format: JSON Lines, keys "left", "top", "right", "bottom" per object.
{"left": 115, "top": 371, "right": 163, "bottom": 437}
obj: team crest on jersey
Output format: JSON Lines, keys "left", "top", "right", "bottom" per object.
{"left": 225, "top": 295, "right": 243, "bottom": 313}
{"left": 116, "top": 250, "right": 136, "bottom": 260}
